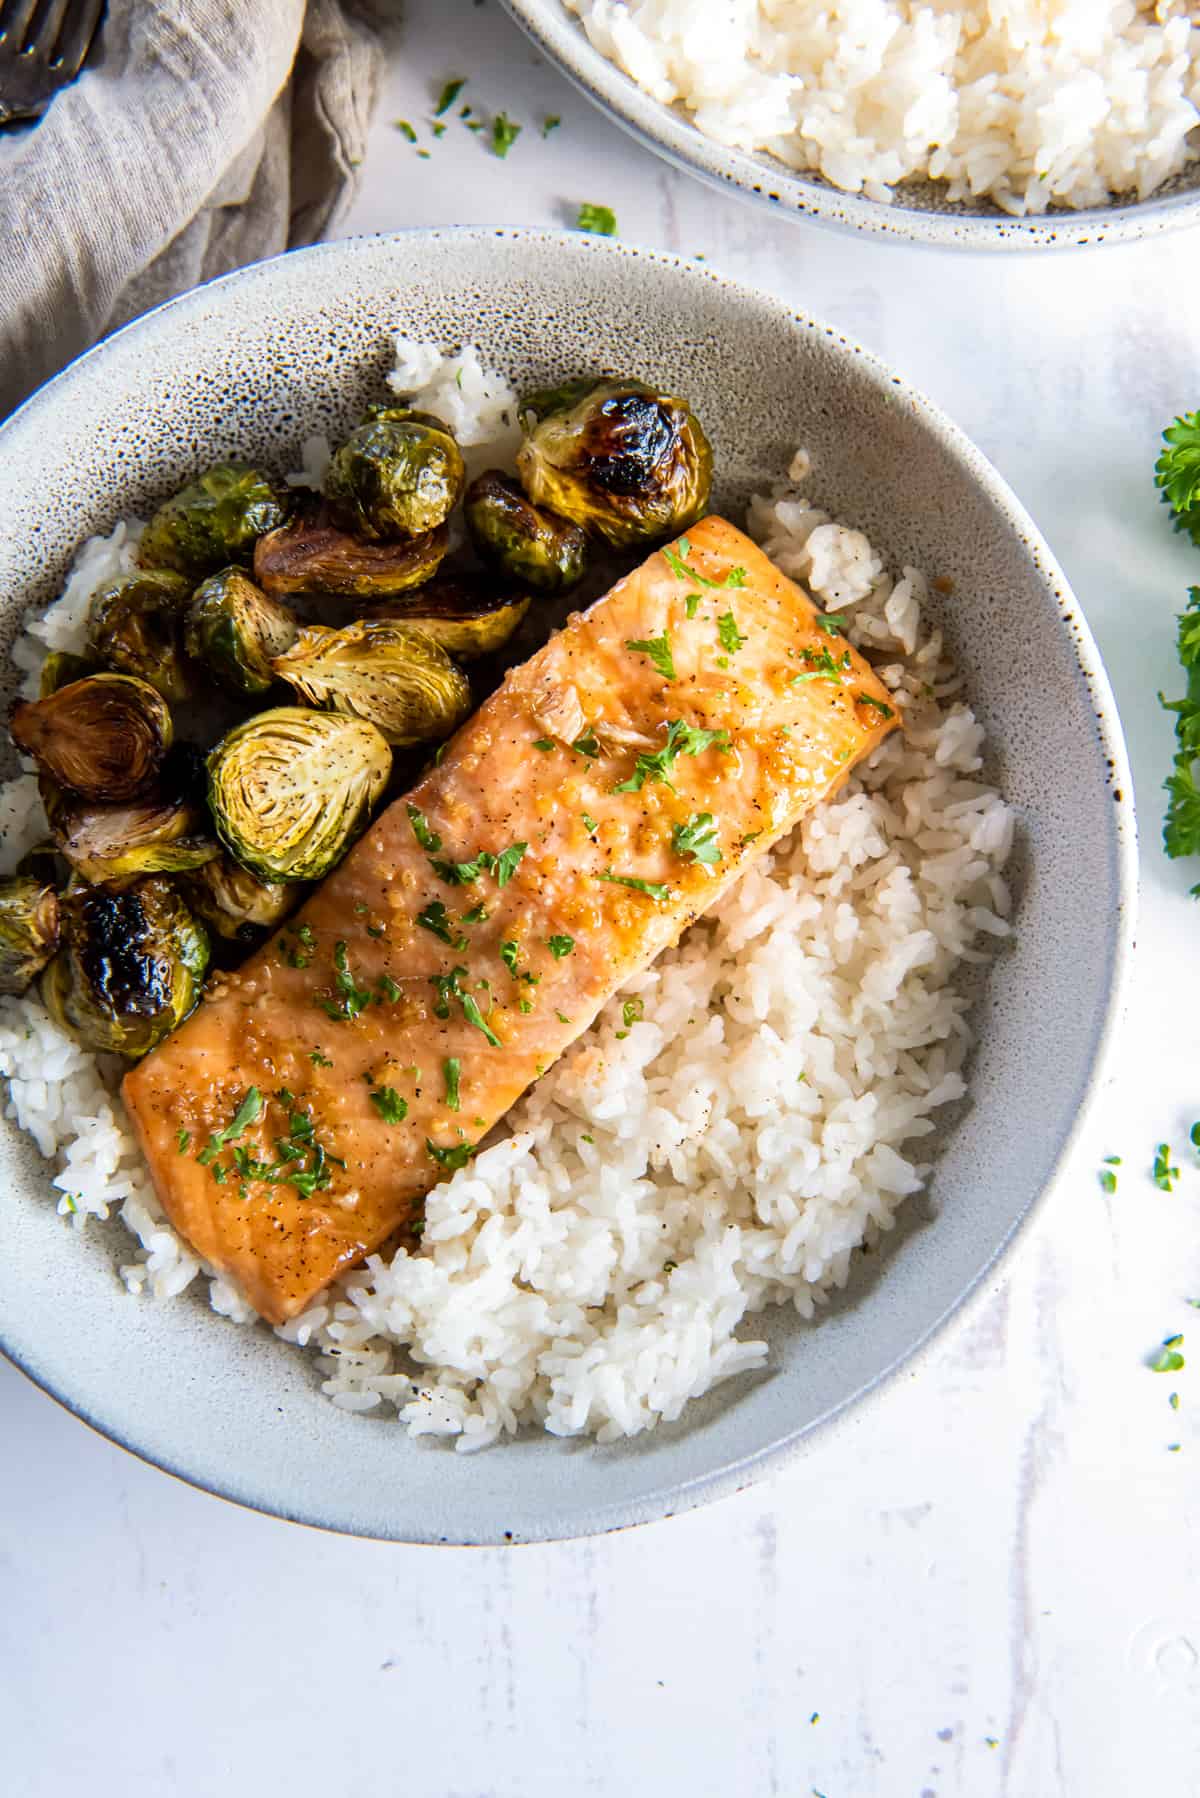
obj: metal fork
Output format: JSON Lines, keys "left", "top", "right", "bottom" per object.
{"left": 0, "top": 0, "right": 106, "bottom": 127}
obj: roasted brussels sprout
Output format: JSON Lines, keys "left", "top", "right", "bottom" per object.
{"left": 185, "top": 567, "right": 297, "bottom": 697}
{"left": 464, "top": 470, "right": 587, "bottom": 594}
{"left": 138, "top": 464, "right": 290, "bottom": 580}
{"left": 87, "top": 570, "right": 194, "bottom": 703}
{"left": 517, "top": 377, "right": 713, "bottom": 547}
{"left": 0, "top": 876, "right": 61, "bottom": 995}
{"left": 10, "top": 674, "right": 172, "bottom": 803}
{"left": 207, "top": 707, "right": 391, "bottom": 882}
{"left": 55, "top": 798, "right": 219, "bottom": 888}
{"left": 39, "top": 651, "right": 96, "bottom": 698}
{"left": 366, "top": 573, "right": 530, "bottom": 660}
{"left": 41, "top": 878, "right": 209, "bottom": 1058}
{"left": 254, "top": 510, "right": 448, "bottom": 601}
{"left": 324, "top": 409, "right": 465, "bottom": 540}
{"left": 271, "top": 620, "right": 472, "bottom": 748}
{"left": 182, "top": 853, "right": 302, "bottom": 944}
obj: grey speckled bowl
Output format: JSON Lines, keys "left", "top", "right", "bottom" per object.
{"left": 0, "top": 231, "right": 1134, "bottom": 1542}
{"left": 502, "top": 0, "right": 1200, "bottom": 251}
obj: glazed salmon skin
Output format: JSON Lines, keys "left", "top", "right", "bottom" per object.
{"left": 123, "top": 516, "right": 898, "bottom": 1323}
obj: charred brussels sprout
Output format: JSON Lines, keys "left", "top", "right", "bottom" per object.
{"left": 41, "top": 879, "right": 209, "bottom": 1058}
{"left": 0, "top": 876, "right": 61, "bottom": 995}
{"left": 88, "top": 570, "right": 194, "bottom": 703}
{"left": 465, "top": 470, "right": 587, "bottom": 594}
{"left": 55, "top": 798, "right": 219, "bottom": 888}
{"left": 271, "top": 620, "right": 472, "bottom": 748}
{"left": 138, "top": 464, "right": 290, "bottom": 580}
{"left": 516, "top": 377, "right": 712, "bottom": 548}
{"left": 182, "top": 854, "right": 302, "bottom": 944}
{"left": 185, "top": 568, "right": 297, "bottom": 697}
{"left": 324, "top": 410, "right": 465, "bottom": 540}
{"left": 10, "top": 674, "right": 172, "bottom": 803}
{"left": 254, "top": 509, "right": 448, "bottom": 601}
{"left": 207, "top": 707, "right": 391, "bottom": 883}
{"left": 366, "top": 573, "right": 530, "bottom": 660}
{"left": 39, "top": 651, "right": 96, "bottom": 698}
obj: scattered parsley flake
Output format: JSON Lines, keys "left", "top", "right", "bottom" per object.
{"left": 533, "top": 738, "right": 556, "bottom": 751}
{"left": 555, "top": 1010, "right": 571, "bottom": 1025}
{"left": 582, "top": 813, "right": 598, "bottom": 835}
{"left": 614, "top": 718, "right": 730, "bottom": 794}
{"left": 427, "top": 1138, "right": 475, "bottom": 1172}
{"left": 542, "top": 114, "right": 561, "bottom": 136}
{"left": 407, "top": 804, "right": 442, "bottom": 852}
{"left": 577, "top": 202, "right": 617, "bottom": 236}
{"left": 622, "top": 997, "right": 644, "bottom": 1029}
{"left": 461, "top": 903, "right": 489, "bottom": 924}
{"left": 572, "top": 730, "right": 600, "bottom": 759}
{"left": 684, "top": 594, "right": 700, "bottom": 619}
{"left": 500, "top": 940, "right": 520, "bottom": 975}
{"left": 491, "top": 113, "right": 522, "bottom": 158}
{"left": 1170, "top": 1391, "right": 1181, "bottom": 1410}
{"left": 858, "top": 692, "right": 896, "bottom": 720}
{"left": 309, "top": 1049, "right": 333, "bottom": 1068}
{"left": 816, "top": 613, "right": 848, "bottom": 634}
{"left": 444, "top": 1057, "right": 461, "bottom": 1112}
{"left": 1150, "top": 1338, "right": 1185, "bottom": 1373}
{"left": 321, "top": 941, "right": 372, "bottom": 1021}
{"left": 717, "top": 611, "right": 746, "bottom": 654}
{"left": 1099, "top": 1168, "right": 1117, "bottom": 1194}
{"left": 662, "top": 541, "right": 746, "bottom": 591}
{"left": 596, "top": 871, "right": 671, "bottom": 901}
{"left": 625, "top": 631, "right": 676, "bottom": 680}
{"left": 175, "top": 1128, "right": 190, "bottom": 1154}
{"left": 672, "top": 812, "right": 722, "bottom": 866}
{"left": 370, "top": 1087, "right": 408, "bottom": 1125}
{"left": 378, "top": 975, "right": 401, "bottom": 1003}
{"left": 395, "top": 120, "right": 418, "bottom": 142}
{"left": 435, "top": 77, "right": 466, "bottom": 116}
{"left": 548, "top": 935, "right": 575, "bottom": 958}
{"left": 1153, "top": 1143, "right": 1180, "bottom": 1191}
{"left": 417, "top": 900, "right": 468, "bottom": 950}
{"left": 461, "top": 992, "right": 502, "bottom": 1047}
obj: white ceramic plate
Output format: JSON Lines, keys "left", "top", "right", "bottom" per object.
{"left": 501, "top": 0, "right": 1200, "bottom": 252}
{"left": 0, "top": 230, "right": 1135, "bottom": 1541}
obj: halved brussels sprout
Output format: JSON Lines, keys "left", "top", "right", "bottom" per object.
{"left": 271, "top": 620, "right": 472, "bottom": 748}
{"left": 254, "top": 510, "right": 448, "bottom": 601}
{"left": 40, "top": 651, "right": 96, "bottom": 698}
{"left": 365, "top": 573, "right": 531, "bottom": 660}
{"left": 10, "top": 674, "right": 172, "bottom": 803}
{"left": 517, "top": 377, "right": 713, "bottom": 548}
{"left": 182, "top": 853, "right": 302, "bottom": 944}
{"left": 324, "top": 410, "right": 465, "bottom": 540}
{"left": 465, "top": 470, "right": 587, "bottom": 595}
{"left": 41, "top": 878, "right": 209, "bottom": 1058}
{"left": 0, "top": 876, "right": 61, "bottom": 995}
{"left": 138, "top": 464, "right": 290, "bottom": 580}
{"left": 88, "top": 570, "right": 194, "bottom": 703}
{"left": 185, "top": 567, "right": 297, "bottom": 696}
{"left": 55, "top": 798, "right": 219, "bottom": 888}
{"left": 207, "top": 707, "right": 391, "bottom": 882}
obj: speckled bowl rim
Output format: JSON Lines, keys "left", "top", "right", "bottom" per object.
{"left": 0, "top": 230, "right": 1138, "bottom": 1542}
{"left": 501, "top": 0, "right": 1200, "bottom": 252}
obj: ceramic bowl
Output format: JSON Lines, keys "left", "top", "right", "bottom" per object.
{"left": 0, "top": 230, "right": 1135, "bottom": 1542}
{"left": 501, "top": 0, "right": 1200, "bottom": 251}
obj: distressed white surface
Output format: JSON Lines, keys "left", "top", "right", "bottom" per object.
{"left": 3, "top": 4, "right": 1200, "bottom": 1792}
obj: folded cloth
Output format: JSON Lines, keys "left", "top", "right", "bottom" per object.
{"left": 0, "top": 0, "right": 383, "bottom": 421}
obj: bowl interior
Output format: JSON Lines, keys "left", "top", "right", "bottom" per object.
{"left": 501, "top": 0, "right": 1200, "bottom": 250}
{"left": 0, "top": 231, "right": 1133, "bottom": 1541}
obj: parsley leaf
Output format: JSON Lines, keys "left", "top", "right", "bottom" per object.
{"left": 1160, "top": 588, "right": 1200, "bottom": 882}
{"left": 577, "top": 201, "right": 617, "bottom": 235}
{"left": 321, "top": 941, "right": 372, "bottom": 1021}
{"left": 858, "top": 692, "right": 896, "bottom": 720}
{"left": 444, "top": 1057, "right": 461, "bottom": 1111}
{"left": 395, "top": 120, "right": 418, "bottom": 143}
{"left": 1156, "top": 413, "right": 1200, "bottom": 548}
{"left": 684, "top": 594, "right": 700, "bottom": 620}
{"left": 430, "top": 842, "right": 526, "bottom": 889}
{"left": 625, "top": 631, "right": 676, "bottom": 680}
{"left": 175, "top": 1128, "right": 190, "bottom": 1154}
{"left": 662, "top": 542, "right": 746, "bottom": 592}
{"left": 622, "top": 997, "right": 644, "bottom": 1029}
{"left": 427, "top": 1138, "right": 475, "bottom": 1173}
{"left": 461, "top": 992, "right": 502, "bottom": 1047}
{"left": 1150, "top": 1339, "right": 1186, "bottom": 1373}
{"left": 533, "top": 738, "right": 556, "bottom": 751}
{"left": 548, "top": 935, "right": 575, "bottom": 958}
{"left": 596, "top": 871, "right": 671, "bottom": 901}
{"left": 407, "top": 804, "right": 442, "bottom": 852}
{"left": 500, "top": 940, "right": 520, "bottom": 975}
{"left": 491, "top": 112, "right": 522, "bottom": 158}
{"left": 542, "top": 114, "right": 560, "bottom": 137}
{"left": 582, "top": 813, "right": 598, "bottom": 835}
{"left": 717, "top": 611, "right": 745, "bottom": 654}
{"left": 370, "top": 1087, "right": 408, "bottom": 1124}
{"left": 417, "top": 900, "right": 468, "bottom": 949}
{"left": 1153, "top": 1143, "right": 1180, "bottom": 1191}
{"left": 197, "top": 1087, "right": 264, "bottom": 1164}
{"left": 816, "top": 613, "right": 849, "bottom": 634}
{"left": 491, "top": 842, "right": 527, "bottom": 887}
{"left": 435, "top": 77, "right": 466, "bottom": 116}
{"left": 430, "top": 966, "right": 468, "bottom": 1019}
{"left": 672, "top": 812, "right": 722, "bottom": 866}
{"left": 572, "top": 730, "right": 600, "bottom": 759}
{"left": 613, "top": 718, "right": 730, "bottom": 794}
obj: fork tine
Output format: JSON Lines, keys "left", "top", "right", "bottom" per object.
{"left": 0, "top": 0, "right": 42, "bottom": 53}
{"left": 51, "top": 0, "right": 102, "bottom": 74}
{"left": 27, "top": 0, "right": 71, "bottom": 62}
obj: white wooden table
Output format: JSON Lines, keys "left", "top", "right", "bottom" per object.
{"left": 5, "top": 5, "right": 1200, "bottom": 1793}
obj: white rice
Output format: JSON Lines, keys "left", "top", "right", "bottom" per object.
{"left": 564, "top": 0, "right": 1200, "bottom": 214}
{"left": 0, "top": 341, "right": 1014, "bottom": 1448}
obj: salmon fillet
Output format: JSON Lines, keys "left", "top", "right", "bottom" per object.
{"left": 122, "top": 516, "right": 898, "bottom": 1323}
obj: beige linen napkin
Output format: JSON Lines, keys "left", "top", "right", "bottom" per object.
{"left": 0, "top": 0, "right": 383, "bottom": 421}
